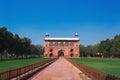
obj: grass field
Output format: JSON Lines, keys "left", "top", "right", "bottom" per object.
{"left": 71, "top": 58, "right": 120, "bottom": 77}
{"left": 0, "top": 58, "right": 50, "bottom": 72}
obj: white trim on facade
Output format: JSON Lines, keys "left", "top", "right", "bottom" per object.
{"left": 45, "top": 37, "right": 79, "bottom": 40}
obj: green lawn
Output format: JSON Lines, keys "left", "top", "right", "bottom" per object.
{"left": 71, "top": 58, "right": 120, "bottom": 78}
{"left": 0, "top": 58, "right": 50, "bottom": 72}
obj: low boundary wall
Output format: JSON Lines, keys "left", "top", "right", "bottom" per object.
{"left": 67, "top": 58, "right": 119, "bottom": 80}
{"left": 0, "top": 58, "right": 57, "bottom": 80}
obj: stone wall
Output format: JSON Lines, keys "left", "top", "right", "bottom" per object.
{"left": 44, "top": 40, "right": 80, "bottom": 58}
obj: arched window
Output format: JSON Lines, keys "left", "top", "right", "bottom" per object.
{"left": 70, "top": 42, "right": 74, "bottom": 46}
{"left": 70, "top": 49, "right": 74, "bottom": 57}
{"left": 49, "top": 42, "right": 53, "bottom": 46}
{"left": 50, "top": 49, "right": 53, "bottom": 52}
{"left": 60, "top": 42, "right": 64, "bottom": 46}
{"left": 55, "top": 42, "right": 58, "bottom": 46}
{"left": 65, "top": 42, "right": 69, "bottom": 46}
{"left": 45, "top": 54, "right": 47, "bottom": 57}
{"left": 70, "top": 53, "right": 74, "bottom": 57}
{"left": 70, "top": 49, "right": 74, "bottom": 52}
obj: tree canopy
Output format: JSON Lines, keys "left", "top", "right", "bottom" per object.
{"left": 0, "top": 27, "right": 43, "bottom": 59}
{"left": 80, "top": 34, "right": 120, "bottom": 58}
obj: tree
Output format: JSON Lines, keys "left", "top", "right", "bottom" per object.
{"left": 92, "top": 44, "right": 99, "bottom": 56}
{"left": 29, "top": 44, "right": 43, "bottom": 58}
{"left": 79, "top": 44, "right": 86, "bottom": 57}
{"left": 30, "top": 44, "right": 43, "bottom": 55}
{"left": 21, "top": 37, "right": 31, "bottom": 57}
{"left": 98, "top": 39, "right": 112, "bottom": 57}
{"left": 0, "top": 27, "right": 42, "bottom": 59}
{"left": 7, "top": 32, "right": 14, "bottom": 55}
{"left": 39, "top": 45, "right": 44, "bottom": 55}
{"left": 12, "top": 34, "right": 22, "bottom": 58}
{"left": 0, "top": 27, "right": 8, "bottom": 53}
{"left": 0, "top": 27, "right": 14, "bottom": 59}
{"left": 86, "top": 45, "right": 94, "bottom": 57}
{"left": 111, "top": 35, "right": 120, "bottom": 57}
{"left": 80, "top": 44, "right": 99, "bottom": 57}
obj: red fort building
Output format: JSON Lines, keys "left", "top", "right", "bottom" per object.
{"left": 44, "top": 33, "right": 80, "bottom": 58}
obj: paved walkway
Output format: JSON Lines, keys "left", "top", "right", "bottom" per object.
{"left": 29, "top": 57, "right": 82, "bottom": 80}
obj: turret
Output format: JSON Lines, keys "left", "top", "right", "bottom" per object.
{"left": 45, "top": 33, "right": 49, "bottom": 37}
{"left": 75, "top": 33, "right": 78, "bottom": 37}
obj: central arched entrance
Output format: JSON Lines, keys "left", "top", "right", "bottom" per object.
{"left": 58, "top": 50, "right": 64, "bottom": 57}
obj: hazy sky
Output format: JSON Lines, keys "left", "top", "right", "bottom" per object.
{"left": 0, "top": 0, "right": 120, "bottom": 46}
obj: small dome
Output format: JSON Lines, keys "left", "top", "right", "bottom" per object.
{"left": 45, "top": 33, "right": 49, "bottom": 37}
{"left": 45, "top": 33, "right": 49, "bottom": 35}
{"left": 75, "top": 33, "right": 78, "bottom": 35}
{"left": 75, "top": 33, "right": 78, "bottom": 37}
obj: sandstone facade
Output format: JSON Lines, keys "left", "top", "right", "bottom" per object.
{"left": 44, "top": 33, "right": 80, "bottom": 58}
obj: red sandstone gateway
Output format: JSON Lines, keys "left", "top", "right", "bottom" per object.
{"left": 44, "top": 33, "right": 80, "bottom": 58}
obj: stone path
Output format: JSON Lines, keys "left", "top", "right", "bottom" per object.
{"left": 29, "top": 57, "right": 83, "bottom": 80}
